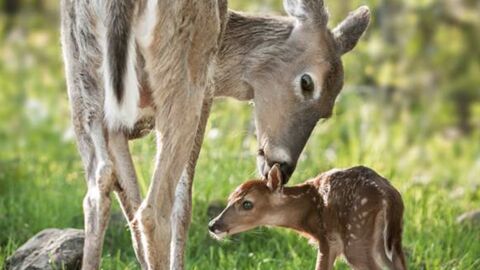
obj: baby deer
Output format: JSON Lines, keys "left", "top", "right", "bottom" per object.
{"left": 209, "top": 165, "right": 406, "bottom": 270}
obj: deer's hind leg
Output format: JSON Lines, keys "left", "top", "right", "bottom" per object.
{"left": 65, "top": 93, "right": 114, "bottom": 270}
{"left": 62, "top": 13, "right": 113, "bottom": 270}
{"left": 80, "top": 121, "right": 115, "bottom": 270}
{"left": 62, "top": 108, "right": 112, "bottom": 270}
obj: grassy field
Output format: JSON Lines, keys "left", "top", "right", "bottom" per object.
{"left": 1, "top": 7, "right": 480, "bottom": 270}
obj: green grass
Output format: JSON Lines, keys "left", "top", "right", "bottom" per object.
{"left": 1, "top": 10, "right": 480, "bottom": 270}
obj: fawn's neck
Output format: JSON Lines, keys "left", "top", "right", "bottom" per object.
{"left": 276, "top": 184, "right": 325, "bottom": 241}
{"left": 214, "top": 11, "right": 294, "bottom": 100}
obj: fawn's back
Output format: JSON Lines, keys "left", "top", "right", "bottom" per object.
{"left": 311, "top": 166, "right": 406, "bottom": 269}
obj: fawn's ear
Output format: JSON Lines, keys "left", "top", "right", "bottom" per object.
{"left": 267, "top": 164, "right": 283, "bottom": 192}
{"left": 283, "top": 0, "right": 329, "bottom": 27}
{"left": 333, "top": 6, "right": 371, "bottom": 55}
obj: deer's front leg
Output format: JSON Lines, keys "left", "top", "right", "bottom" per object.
{"left": 136, "top": 2, "right": 222, "bottom": 267}
{"left": 170, "top": 169, "right": 193, "bottom": 270}
{"left": 136, "top": 87, "right": 205, "bottom": 269}
{"left": 170, "top": 94, "right": 213, "bottom": 270}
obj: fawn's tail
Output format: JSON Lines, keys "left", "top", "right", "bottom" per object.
{"left": 384, "top": 189, "right": 407, "bottom": 269}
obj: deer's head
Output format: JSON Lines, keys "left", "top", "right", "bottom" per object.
{"left": 208, "top": 165, "right": 289, "bottom": 238}
{"left": 248, "top": 0, "right": 370, "bottom": 182}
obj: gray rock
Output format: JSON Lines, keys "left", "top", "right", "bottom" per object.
{"left": 457, "top": 210, "right": 480, "bottom": 225}
{"left": 5, "top": 228, "right": 84, "bottom": 270}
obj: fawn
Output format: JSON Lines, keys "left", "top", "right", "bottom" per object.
{"left": 209, "top": 165, "right": 406, "bottom": 270}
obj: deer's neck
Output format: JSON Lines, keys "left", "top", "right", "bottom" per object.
{"left": 275, "top": 184, "right": 326, "bottom": 241}
{"left": 214, "top": 11, "right": 294, "bottom": 100}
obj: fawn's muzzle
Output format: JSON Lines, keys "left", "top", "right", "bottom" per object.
{"left": 208, "top": 219, "right": 227, "bottom": 234}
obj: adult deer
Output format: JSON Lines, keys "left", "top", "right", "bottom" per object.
{"left": 60, "top": 0, "right": 370, "bottom": 269}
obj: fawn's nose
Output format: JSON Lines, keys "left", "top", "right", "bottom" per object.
{"left": 208, "top": 219, "right": 224, "bottom": 234}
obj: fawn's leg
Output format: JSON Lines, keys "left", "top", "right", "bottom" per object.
{"left": 315, "top": 237, "right": 335, "bottom": 270}
{"left": 371, "top": 210, "right": 407, "bottom": 270}
{"left": 349, "top": 255, "right": 382, "bottom": 270}
{"left": 170, "top": 94, "right": 213, "bottom": 270}
{"left": 373, "top": 231, "right": 407, "bottom": 270}
{"left": 108, "top": 132, "right": 147, "bottom": 269}
{"left": 345, "top": 243, "right": 382, "bottom": 270}
{"left": 392, "top": 241, "right": 407, "bottom": 270}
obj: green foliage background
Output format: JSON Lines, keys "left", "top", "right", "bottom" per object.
{"left": 0, "top": 0, "right": 479, "bottom": 269}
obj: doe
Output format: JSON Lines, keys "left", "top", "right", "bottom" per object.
{"left": 209, "top": 165, "right": 407, "bottom": 270}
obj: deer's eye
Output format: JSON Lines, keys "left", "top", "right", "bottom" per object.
{"left": 242, "top": 200, "right": 254, "bottom": 210}
{"left": 300, "top": 74, "right": 315, "bottom": 93}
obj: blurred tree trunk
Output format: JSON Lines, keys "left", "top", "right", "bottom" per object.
{"left": 34, "top": 0, "right": 44, "bottom": 12}
{"left": 3, "top": 0, "right": 19, "bottom": 34}
{"left": 4, "top": 0, "right": 19, "bottom": 15}
{"left": 453, "top": 94, "right": 472, "bottom": 135}
{"left": 377, "top": 0, "right": 403, "bottom": 104}
{"left": 378, "top": 0, "right": 399, "bottom": 45}
{"left": 441, "top": 0, "right": 480, "bottom": 135}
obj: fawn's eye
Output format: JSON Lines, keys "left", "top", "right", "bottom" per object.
{"left": 300, "top": 74, "right": 314, "bottom": 93}
{"left": 242, "top": 200, "right": 254, "bottom": 210}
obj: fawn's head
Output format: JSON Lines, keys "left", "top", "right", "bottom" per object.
{"left": 208, "top": 165, "right": 288, "bottom": 239}
{"left": 251, "top": 0, "right": 370, "bottom": 182}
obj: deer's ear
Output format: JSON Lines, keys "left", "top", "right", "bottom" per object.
{"left": 267, "top": 164, "right": 283, "bottom": 192}
{"left": 333, "top": 6, "right": 371, "bottom": 55}
{"left": 283, "top": 0, "right": 328, "bottom": 27}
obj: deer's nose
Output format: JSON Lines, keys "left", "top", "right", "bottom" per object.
{"left": 257, "top": 148, "right": 295, "bottom": 184}
{"left": 270, "top": 161, "right": 294, "bottom": 184}
{"left": 263, "top": 160, "right": 294, "bottom": 184}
